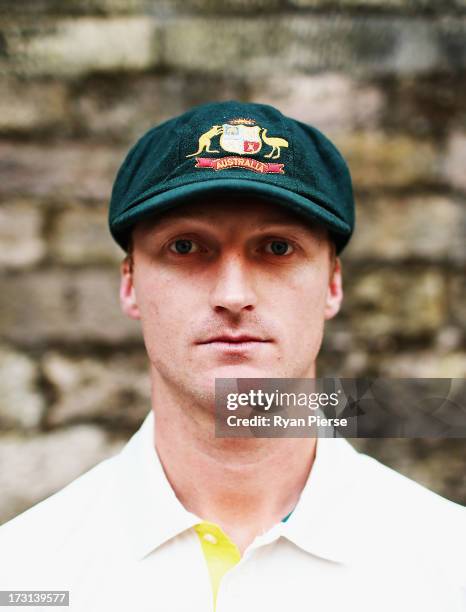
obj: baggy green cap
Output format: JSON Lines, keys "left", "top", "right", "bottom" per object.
{"left": 109, "top": 100, "right": 355, "bottom": 254}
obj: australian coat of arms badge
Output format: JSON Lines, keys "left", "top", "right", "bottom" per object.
{"left": 186, "top": 118, "right": 288, "bottom": 174}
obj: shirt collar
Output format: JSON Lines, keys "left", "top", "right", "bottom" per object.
{"left": 115, "top": 410, "right": 201, "bottom": 560}
{"left": 279, "top": 434, "right": 360, "bottom": 565}
{"left": 115, "top": 410, "right": 360, "bottom": 564}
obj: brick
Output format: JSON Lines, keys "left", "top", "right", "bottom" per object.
{"left": 290, "top": 0, "right": 406, "bottom": 6}
{"left": 0, "top": 346, "right": 45, "bottom": 430}
{"left": 351, "top": 438, "right": 466, "bottom": 506}
{"left": 162, "top": 16, "right": 352, "bottom": 74}
{"left": 289, "top": 0, "right": 458, "bottom": 8}
{"left": 2, "top": 15, "right": 466, "bottom": 79}
{"left": 0, "top": 78, "right": 67, "bottom": 133}
{"left": 160, "top": 0, "right": 283, "bottom": 11}
{"left": 0, "top": 201, "right": 46, "bottom": 268}
{"left": 40, "top": 0, "right": 458, "bottom": 13}
{"left": 342, "top": 267, "right": 448, "bottom": 337}
{"left": 0, "top": 0, "right": 148, "bottom": 15}
{"left": 448, "top": 272, "right": 466, "bottom": 328}
{"left": 378, "top": 351, "right": 466, "bottom": 377}
{"left": 0, "top": 426, "right": 125, "bottom": 525}
{"left": 337, "top": 131, "right": 438, "bottom": 188}
{"left": 42, "top": 351, "right": 151, "bottom": 428}
{"left": 162, "top": 16, "right": 466, "bottom": 76}
{"left": 50, "top": 205, "right": 123, "bottom": 264}
{"left": 317, "top": 346, "right": 371, "bottom": 377}
{"left": 343, "top": 195, "right": 466, "bottom": 262}
{"left": 442, "top": 131, "right": 466, "bottom": 192}
{"left": 249, "top": 74, "right": 383, "bottom": 132}
{"left": 159, "top": 0, "right": 463, "bottom": 13}
{"left": 0, "top": 270, "right": 141, "bottom": 345}
{"left": 437, "top": 17, "right": 466, "bottom": 71}
{"left": 71, "top": 73, "right": 245, "bottom": 142}
{"left": 377, "top": 75, "right": 466, "bottom": 140}
{"left": 435, "top": 326, "right": 464, "bottom": 352}
{"left": 0, "top": 142, "right": 124, "bottom": 201}
{"left": 5, "top": 17, "right": 160, "bottom": 77}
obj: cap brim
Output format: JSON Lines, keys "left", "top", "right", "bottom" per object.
{"left": 110, "top": 178, "right": 352, "bottom": 254}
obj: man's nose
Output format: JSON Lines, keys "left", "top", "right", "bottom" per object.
{"left": 209, "top": 253, "right": 257, "bottom": 316}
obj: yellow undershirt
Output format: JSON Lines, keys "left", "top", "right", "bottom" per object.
{"left": 194, "top": 521, "right": 241, "bottom": 608}
{"left": 194, "top": 511, "right": 293, "bottom": 609}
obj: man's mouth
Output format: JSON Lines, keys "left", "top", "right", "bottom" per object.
{"left": 196, "top": 334, "right": 272, "bottom": 352}
{"left": 198, "top": 334, "right": 269, "bottom": 345}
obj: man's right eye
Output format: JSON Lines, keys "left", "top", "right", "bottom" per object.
{"left": 168, "top": 239, "right": 200, "bottom": 254}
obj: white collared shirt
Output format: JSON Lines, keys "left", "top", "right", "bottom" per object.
{"left": 1, "top": 410, "right": 465, "bottom": 611}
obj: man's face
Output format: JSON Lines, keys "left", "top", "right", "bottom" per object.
{"left": 120, "top": 196, "right": 343, "bottom": 406}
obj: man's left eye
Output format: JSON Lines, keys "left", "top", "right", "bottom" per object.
{"left": 264, "top": 240, "right": 294, "bottom": 256}
{"left": 168, "top": 239, "right": 200, "bottom": 254}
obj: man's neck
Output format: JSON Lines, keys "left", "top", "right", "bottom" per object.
{"left": 151, "top": 382, "right": 317, "bottom": 554}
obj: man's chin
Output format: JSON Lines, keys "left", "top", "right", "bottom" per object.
{"left": 188, "top": 365, "right": 276, "bottom": 397}
{"left": 208, "top": 364, "right": 275, "bottom": 381}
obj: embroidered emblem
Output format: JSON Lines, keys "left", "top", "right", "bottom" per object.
{"left": 220, "top": 122, "right": 262, "bottom": 155}
{"left": 186, "top": 117, "right": 288, "bottom": 173}
{"left": 185, "top": 125, "right": 223, "bottom": 157}
{"left": 261, "top": 129, "right": 289, "bottom": 159}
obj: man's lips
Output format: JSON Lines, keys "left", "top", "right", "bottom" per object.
{"left": 196, "top": 334, "right": 271, "bottom": 354}
{"left": 196, "top": 334, "right": 271, "bottom": 345}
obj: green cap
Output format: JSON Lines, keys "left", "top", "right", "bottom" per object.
{"left": 109, "top": 100, "right": 355, "bottom": 254}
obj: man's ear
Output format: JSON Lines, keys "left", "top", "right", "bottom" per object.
{"left": 120, "top": 256, "right": 140, "bottom": 320}
{"left": 324, "top": 256, "right": 343, "bottom": 321}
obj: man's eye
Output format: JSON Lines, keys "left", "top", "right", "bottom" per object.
{"left": 264, "top": 240, "right": 294, "bottom": 256}
{"left": 169, "top": 239, "right": 199, "bottom": 254}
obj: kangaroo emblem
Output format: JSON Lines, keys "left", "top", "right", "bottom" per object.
{"left": 261, "top": 129, "right": 289, "bottom": 159}
{"left": 186, "top": 125, "right": 224, "bottom": 157}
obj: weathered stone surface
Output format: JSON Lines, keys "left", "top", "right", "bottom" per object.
{"left": 160, "top": 0, "right": 284, "bottom": 11}
{"left": 163, "top": 16, "right": 466, "bottom": 76}
{"left": 0, "top": 142, "right": 124, "bottom": 201}
{"left": 0, "top": 0, "right": 465, "bottom": 524}
{"left": 377, "top": 75, "right": 466, "bottom": 139}
{"left": 50, "top": 205, "right": 123, "bottom": 264}
{"left": 350, "top": 438, "right": 466, "bottom": 506}
{"left": 9, "top": 0, "right": 455, "bottom": 14}
{"left": 0, "top": 78, "right": 67, "bottom": 133}
{"left": 344, "top": 195, "right": 466, "bottom": 262}
{"left": 442, "top": 131, "right": 466, "bottom": 192}
{"left": 435, "top": 326, "right": 464, "bottom": 352}
{"left": 318, "top": 346, "right": 371, "bottom": 377}
{"left": 290, "top": 0, "right": 460, "bottom": 8}
{"left": 0, "top": 346, "right": 45, "bottom": 430}
{"left": 449, "top": 271, "right": 466, "bottom": 329}
{"left": 71, "top": 73, "right": 245, "bottom": 142}
{"left": 0, "top": 0, "right": 148, "bottom": 15}
{"left": 0, "top": 425, "right": 125, "bottom": 525}
{"left": 4, "top": 17, "right": 160, "bottom": 77}
{"left": 343, "top": 267, "right": 448, "bottom": 337}
{"left": 0, "top": 201, "right": 45, "bottom": 268}
{"left": 42, "top": 351, "right": 151, "bottom": 428}
{"left": 0, "top": 270, "right": 142, "bottom": 345}
{"left": 250, "top": 74, "right": 383, "bottom": 132}
{"left": 163, "top": 17, "right": 341, "bottom": 74}
{"left": 290, "top": 0, "right": 406, "bottom": 5}
{"left": 74, "top": 269, "right": 142, "bottom": 342}
{"left": 378, "top": 350, "right": 466, "bottom": 376}
{"left": 165, "top": 0, "right": 466, "bottom": 12}
{"left": 337, "top": 131, "right": 438, "bottom": 188}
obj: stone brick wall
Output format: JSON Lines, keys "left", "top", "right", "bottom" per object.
{"left": 0, "top": 0, "right": 465, "bottom": 524}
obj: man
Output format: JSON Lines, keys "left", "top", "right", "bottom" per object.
{"left": 0, "top": 101, "right": 464, "bottom": 611}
